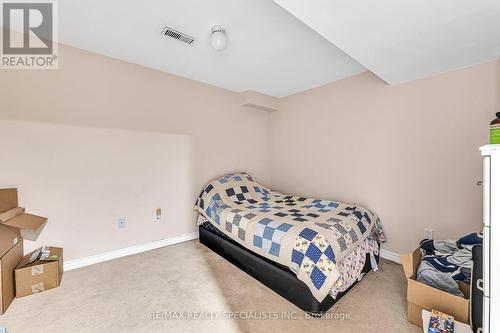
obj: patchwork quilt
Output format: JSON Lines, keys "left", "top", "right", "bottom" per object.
{"left": 194, "top": 173, "right": 386, "bottom": 301}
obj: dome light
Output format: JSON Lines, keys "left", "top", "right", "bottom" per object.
{"left": 210, "top": 26, "right": 227, "bottom": 51}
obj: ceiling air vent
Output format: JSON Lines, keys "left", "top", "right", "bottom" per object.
{"left": 162, "top": 27, "right": 194, "bottom": 44}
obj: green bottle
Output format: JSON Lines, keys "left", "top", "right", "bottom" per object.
{"left": 491, "top": 112, "right": 500, "bottom": 144}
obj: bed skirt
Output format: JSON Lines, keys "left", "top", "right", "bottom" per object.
{"left": 199, "top": 222, "right": 379, "bottom": 314}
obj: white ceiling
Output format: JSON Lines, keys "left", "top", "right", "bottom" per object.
{"left": 273, "top": 0, "right": 500, "bottom": 84}
{"left": 57, "top": 0, "right": 365, "bottom": 97}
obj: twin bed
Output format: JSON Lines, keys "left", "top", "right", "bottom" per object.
{"left": 195, "top": 173, "right": 385, "bottom": 313}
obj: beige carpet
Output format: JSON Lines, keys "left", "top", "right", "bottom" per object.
{"left": 0, "top": 240, "right": 420, "bottom": 333}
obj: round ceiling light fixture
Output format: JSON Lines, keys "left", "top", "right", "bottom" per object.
{"left": 210, "top": 26, "right": 227, "bottom": 51}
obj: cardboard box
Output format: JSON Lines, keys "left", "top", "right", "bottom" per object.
{"left": 400, "top": 248, "right": 470, "bottom": 327}
{"left": 0, "top": 188, "right": 49, "bottom": 314}
{"left": 15, "top": 247, "right": 63, "bottom": 298}
{"left": 0, "top": 224, "right": 23, "bottom": 315}
{"left": 0, "top": 189, "right": 47, "bottom": 241}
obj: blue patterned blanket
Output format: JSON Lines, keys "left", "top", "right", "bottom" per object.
{"left": 195, "top": 173, "right": 385, "bottom": 301}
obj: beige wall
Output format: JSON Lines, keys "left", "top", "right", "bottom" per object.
{"left": 1, "top": 39, "right": 498, "bottom": 260}
{"left": 0, "top": 43, "right": 272, "bottom": 260}
{"left": 271, "top": 60, "right": 500, "bottom": 254}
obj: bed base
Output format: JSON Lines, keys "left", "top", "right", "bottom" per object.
{"left": 199, "top": 223, "right": 379, "bottom": 314}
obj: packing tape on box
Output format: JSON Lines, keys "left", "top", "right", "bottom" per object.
{"left": 40, "top": 247, "right": 51, "bottom": 260}
{"left": 31, "top": 282, "right": 45, "bottom": 294}
{"left": 31, "top": 265, "right": 44, "bottom": 276}
{"left": 29, "top": 248, "right": 42, "bottom": 263}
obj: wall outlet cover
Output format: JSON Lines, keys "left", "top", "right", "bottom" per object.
{"left": 424, "top": 228, "right": 433, "bottom": 240}
{"left": 117, "top": 218, "right": 126, "bottom": 229}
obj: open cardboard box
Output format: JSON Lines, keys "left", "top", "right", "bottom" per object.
{"left": 0, "top": 189, "right": 48, "bottom": 241}
{"left": 400, "top": 248, "right": 470, "bottom": 328}
{"left": 0, "top": 188, "right": 48, "bottom": 314}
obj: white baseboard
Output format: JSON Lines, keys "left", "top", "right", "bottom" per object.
{"left": 64, "top": 232, "right": 400, "bottom": 271}
{"left": 64, "top": 232, "right": 199, "bottom": 272}
{"left": 380, "top": 249, "right": 400, "bottom": 264}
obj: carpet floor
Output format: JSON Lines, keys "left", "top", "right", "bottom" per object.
{"left": 0, "top": 240, "right": 419, "bottom": 333}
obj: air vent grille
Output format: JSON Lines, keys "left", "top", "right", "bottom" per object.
{"left": 162, "top": 27, "right": 194, "bottom": 44}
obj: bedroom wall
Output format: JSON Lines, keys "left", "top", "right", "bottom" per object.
{"left": 1, "top": 36, "right": 498, "bottom": 261}
{"left": 270, "top": 59, "right": 500, "bottom": 255}
{"left": 0, "top": 43, "right": 272, "bottom": 261}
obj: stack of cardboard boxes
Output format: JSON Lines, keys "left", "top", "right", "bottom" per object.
{"left": 0, "top": 189, "right": 63, "bottom": 315}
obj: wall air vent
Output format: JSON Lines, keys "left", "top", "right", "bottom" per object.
{"left": 162, "top": 27, "right": 194, "bottom": 44}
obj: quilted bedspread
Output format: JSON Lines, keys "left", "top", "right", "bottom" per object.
{"left": 194, "top": 173, "right": 386, "bottom": 301}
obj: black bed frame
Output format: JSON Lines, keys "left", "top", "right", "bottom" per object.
{"left": 199, "top": 222, "right": 379, "bottom": 314}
